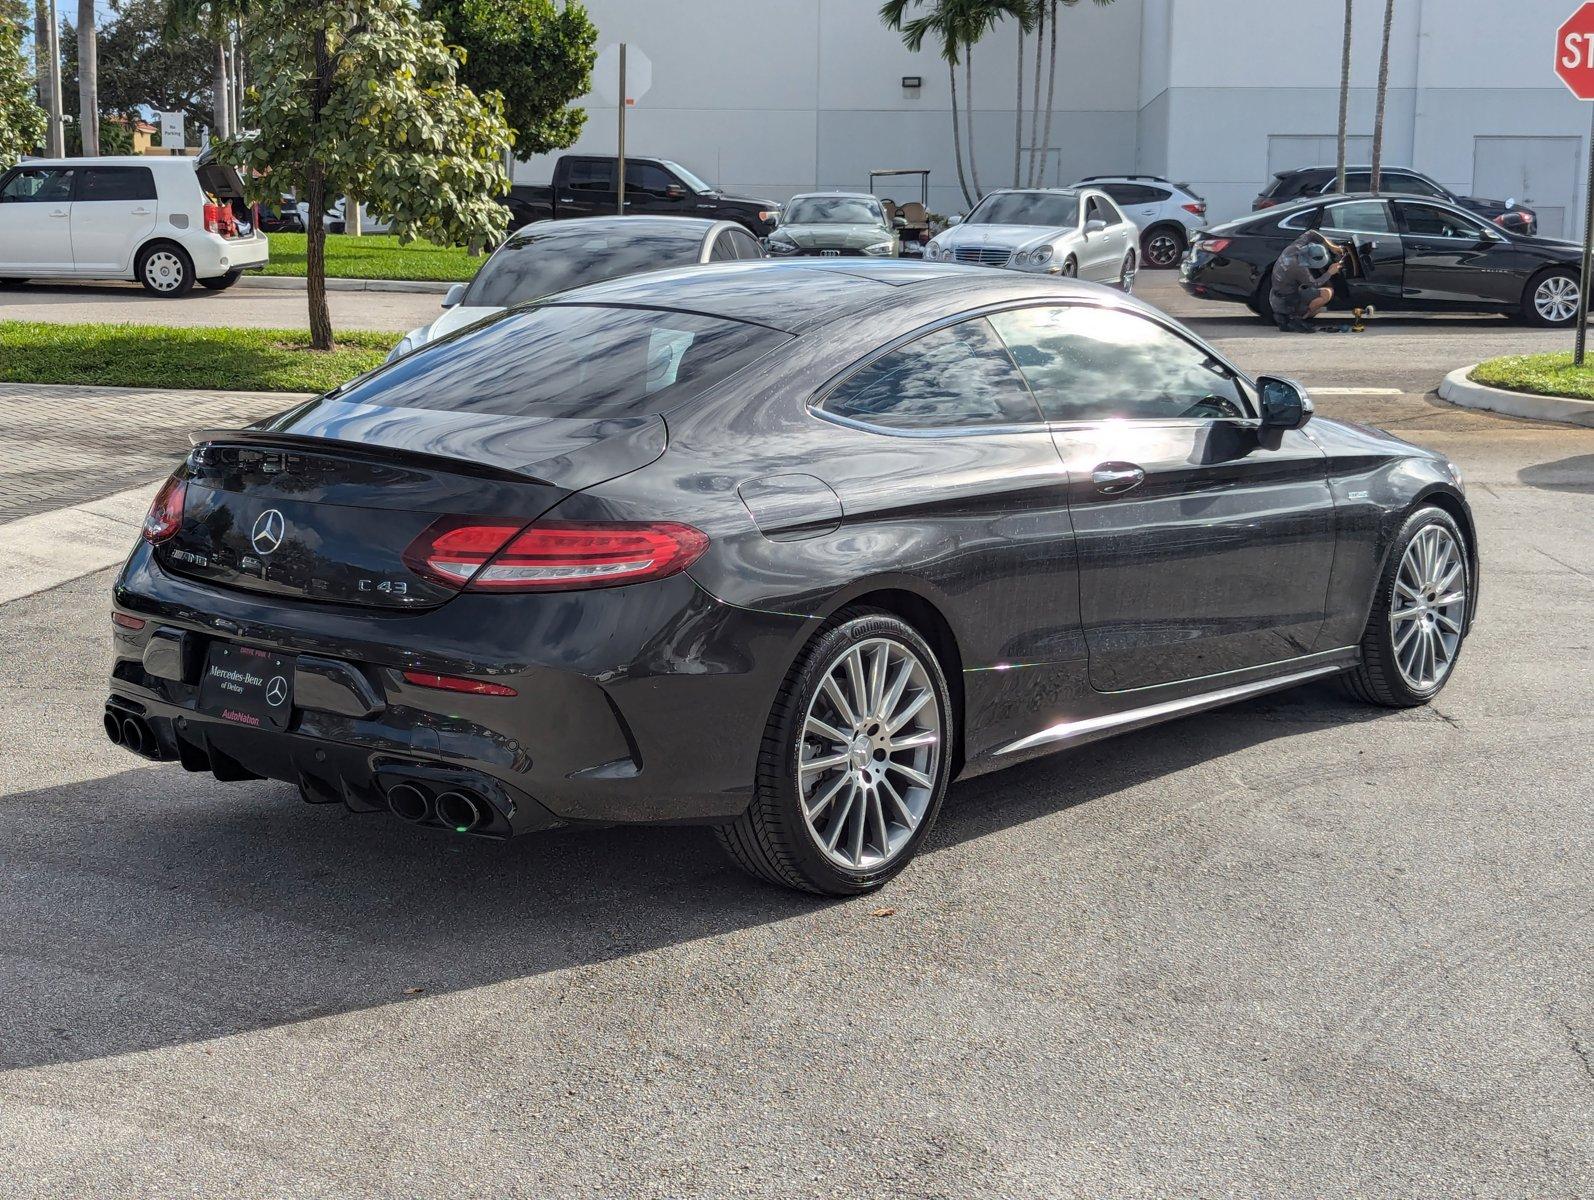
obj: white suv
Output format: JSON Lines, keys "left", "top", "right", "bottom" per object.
{"left": 0, "top": 153, "right": 268, "bottom": 296}
{"left": 1074, "top": 175, "right": 1208, "bottom": 270}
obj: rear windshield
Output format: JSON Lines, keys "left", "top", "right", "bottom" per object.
{"left": 330, "top": 304, "right": 789, "bottom": 420}
{"left": 967, "top": 191, "right": 1079, "bottom": 227}
{"left": 463, "top": 225, "right": 709, "bottom": 308}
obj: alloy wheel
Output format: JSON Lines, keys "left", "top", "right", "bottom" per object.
{"left": 1147, "top": 232, "right": 1181, "bottom": 267}
{"left": 1534, "top": 275, "right": 1580, "bottom": 324}
{"left": 1120, "top": 251, "right": 1137, "bottom": 293}
{"left": 797, "top": 637, "right": 941, "bottom": 871}
{"left": 1389, "top": 525, "right": 1467, "bottom": 690}
{"left": 143, "top": 251, "right": 186, "bottom": 293}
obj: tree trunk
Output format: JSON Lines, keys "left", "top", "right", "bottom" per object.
{"left": 1037, "top": 0, "right": 1059, "bottom": 189}
{"left": 1028, "top": 0, "right": 1045, "bottom": 185}
{"left": 964, "top": 49, "right": 981, "bottom": 200}
{"left": 948, "top": 60, "right": 973, "bottom": 209}
{"left": 1013, "top": 25, "right": 1024, "bottom": 188}
{"left": 1335, "top": 0, "right": 1353, "bottom": 193}
{"left": 305, "top": 27, "right": 334, "bottom": 350}
{"left": 33, "top": 2, "right": 47, "bottom": 114}
{"left": 212, "top": 38, "right": 231, "bottom": 139}
{"left": 1369, "top": 0, "right": 1394, "bottom": 194}
{"left": 76, "top": 0, "right": 97, "bottom": 156}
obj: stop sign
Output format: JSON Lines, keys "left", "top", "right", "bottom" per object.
{"left": 1558, "top": 3, "right": 1594, "bottom": 98}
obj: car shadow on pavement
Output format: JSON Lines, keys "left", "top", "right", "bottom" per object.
{"left": 1, "top": 681, "right": 1390, "bottom": 1071}
{"left": 1519, "top": 454, "right": 1594, "bottom": 494}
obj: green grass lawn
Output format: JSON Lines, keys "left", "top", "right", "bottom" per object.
{"left": 1471, "top": 352, "right": 1594, "bottom": 403}
{"left": 0, "top": 322, "right": 399, "bottom": 393}
{"left": 259, "top": 233, "right": 484, "bottom": 282}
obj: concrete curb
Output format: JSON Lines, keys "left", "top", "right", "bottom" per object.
{"left": 0, "top": 482, "right": 158, "bottom": 606}
{"left": 239, "top": 274, "right": 458, "bottom": 295}
{"left": 1438, "top": 365, "right": 1594, "bottom": 428}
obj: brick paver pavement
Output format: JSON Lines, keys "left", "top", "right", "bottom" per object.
{"left": 0, "top": 384, "right": 308, "bottom": 522}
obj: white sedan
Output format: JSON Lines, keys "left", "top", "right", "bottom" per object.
{"left": 922, "top": 187, "right": 1139, "bottom": 291}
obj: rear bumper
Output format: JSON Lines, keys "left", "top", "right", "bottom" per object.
{"left": 190, "top": 231, "right": 269, "bottom": 277}
{"left": 108, "top": 543, "right": 807, "bottom": 833}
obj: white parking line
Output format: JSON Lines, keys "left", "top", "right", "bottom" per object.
{"left": 0, "top": 482, "right": 158, "bottom": 606}
{"left": 1307, "top": 387, "right": 1404, "bottom": 395}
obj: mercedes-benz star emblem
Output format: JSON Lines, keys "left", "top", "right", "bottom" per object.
{"left": 251, "top": 509, "right": 286, "bottom": 555}
{"left": 265, "top": 676, "right": 288, "bottom": 707}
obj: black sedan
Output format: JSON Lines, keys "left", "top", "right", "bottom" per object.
{"left": 106, "top": 262, "right": 1477, "bottom": 895}
{"left": 1182, "top": 194, "right": 1583, "bottom": 327}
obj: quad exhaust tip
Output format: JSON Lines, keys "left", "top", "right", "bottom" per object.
{"left": 386, "top": 783, "right": 430, "bottom": 824}
{"left": 103, "top": 709, "right": 124, "bottom": 746}
{"left": 434, "top": 790, "right": 486, "bottom": 833}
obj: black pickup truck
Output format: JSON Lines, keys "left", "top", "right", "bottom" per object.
{"left": 502, "top": 155, "right": 781, "bottom": 237}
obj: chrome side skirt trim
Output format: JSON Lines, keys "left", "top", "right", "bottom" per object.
{"left": 994, "top": 661, "right": 1351, "bottom": 757}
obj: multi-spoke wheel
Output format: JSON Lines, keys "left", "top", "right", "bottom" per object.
{"left": 1344, "top": 507, "right": 1471, "bottom": 707}
{"left": 1118, "top": 249, "right": 1138, "bottom": 294}
{"left": 1522, "top": 268, "right": 1581, "bottom": 327}
{"left": 136, "top": 243, "right": 195, "bottom": 297}
{"left": 717, "top": 610, "right": 953, "bottom": 895}
{"left": 1141, "top": 225, "right": 1185, "bottom": 270}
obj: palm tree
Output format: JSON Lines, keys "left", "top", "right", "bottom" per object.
{"left": 1369, "top": 0, "right": 1394, "bottom": 194}
{"left": 1335, "top": 0, "right": 1352, "bottom": 194}
{"left": 1012, "top": 13, "right": 1024, "bottom": 187}
{"left": 165, "top": 0, "right": 248, "bottom": 140}
{"left": 1027, "top": 0, "right": 1045, "bottom": 184}
{"left": 955, "top": 1, "right": 1030, "bottom": 201}
{"left": 1031, "top": 1, "right": 1113, "bottom": 189}
{"left": 882, "top": 0, "right": 974, "bottom": 207}
{"left": 75, "top": 0, "right": 96, "bottom": 154}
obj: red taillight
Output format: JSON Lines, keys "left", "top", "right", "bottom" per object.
{"left": 142, "top": 475, "right": 186, "bottom": 543}
{"left": 403, "top": 518, "right": 709, "bottom": 593}
{"left": 402, "top": 670, "right": 517, "bottom": 697}
{"left": 112, "top": 612, "right": 146, "bottom": 631}
{"left": 1197, "top": 237, "right": 1230, "bottom": 255}
{"left": 1182, "top": 202, "right": 1206, "bottom": 216}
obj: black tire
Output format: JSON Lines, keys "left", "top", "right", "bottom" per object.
{"left": 1342, "top": 506, "right": 1471, "bottom": 708}
{"left": 0, "top": 278, "right": 27, "bottom": 288}
{"left": 1248, "top": 266, "right": 1275, "bottom": 319}
{"left": 1141, "top": 223, "right": 1186, "bottom": 270}
{"left": 716, "top": 608, "right": 955, "bottom": 896}
{"left": 198, "top": 268, "right": 244, "bottom": 291}
{"left": 1519, "top": 266, "right": 1580, "bottom": 328}
{"left": 135, "top": 242, "right": 196, "bottom": 297}
{"left": 1119, "top": 249, "right": 1137, "bottom": 293}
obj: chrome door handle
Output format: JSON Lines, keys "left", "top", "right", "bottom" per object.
{"left": 50, "top": 209, "right": 69, "bottom": 218}
{"left": 1092, "top": 463, "right": 1145, "bottom": 495}
{"left": 132, "top": 207, "right": 152, "bottom": 215}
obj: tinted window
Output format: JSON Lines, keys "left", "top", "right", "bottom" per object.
{"left": 782, "top": 196, "right": 883, "bottom": 225}
{"left": 967, "top": 191, "right": 1079, "bottom": 228}
{"left": 1321, "top": 199, "right": 1392, "bottom": 234}
{"left": 1397, "top": 202, "right": 1486, "bottom": 239}
{"left": 461, "top": 225, "right": 710, "bottom": 307}
{"left": 1385, "top": 172, "right": 1444, "bottom": 198}
{"left": 324, "top": 306, "right": 789, "bottom": 421}
{"left": 566, "top": 159, "right": 614, "bottom": 193}
{"left": 726, "top": 228, "right": 763, "bottom": 259}
{"left": 626, "top": 161, "right": 679, "bottom": 196}
{"left": 824, "top": 318, "right": 1042, "bottom": 430}
{"left": 77, "top": 167, "right": 157, "bottom": 202}
{"left": 1084, "top": 195, "right": 1119, "bottom": 224}
{"left": 1, "top": 167, "right": 73, "bottom": 203}
{"left": 989, "top": 305, "right": 1248, "bottom": 423}
{"left": 1100, "top": 183, "right": 1170, "bottom": 206}
{"left": 709, "top": 233, "right": 736, "bottom": 261}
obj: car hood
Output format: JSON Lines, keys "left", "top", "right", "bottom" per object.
{"left": 715, "top": 193, "right": 780, "bottom": 211}
{"left": 938, "top": 223, "right": 1076, "bottom": 251}
{"left": 773, "top": 222, "right": 893, "bottom": 249}
{"left": 1504, "top": 232, "right": 1582, "bottom": 257}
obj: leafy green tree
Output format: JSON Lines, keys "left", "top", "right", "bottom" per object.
{"left": 62, "top": 0, "right": 219, "bottom": 142}
{"left": 421, "top": 0, "right": 597, "bottom": 159}
{"left": 218, "top": 0, "right": 512, "bottom": 350}
{"left": 0, "top": 5, "right": 46, "bottom": 164}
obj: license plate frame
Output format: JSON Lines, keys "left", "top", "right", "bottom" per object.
{"left": 197, "top": 642, "right": 295, "bottom": 730}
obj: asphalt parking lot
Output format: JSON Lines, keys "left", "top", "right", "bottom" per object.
{"left": 1, "top": 270, "right": 1590, "bottom": 1197}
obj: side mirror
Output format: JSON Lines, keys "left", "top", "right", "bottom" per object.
{"left": 948, "top": 213, "right": 964, "bottom": 226}
{"left": 441, "top": 282, "right": 465, "bottom": 309}
{"left": 664, "top": 184, "right": 686, "bottom": 199}
{"left": 1085, "top": 218, "right": 1108, "bottom": 235}
{"left": 1257, "top": 376, "right": 1313, "bottom": 431}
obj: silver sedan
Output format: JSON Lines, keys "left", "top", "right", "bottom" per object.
{"left": 923, "top": 187, "right": 1139, "bottom": 291}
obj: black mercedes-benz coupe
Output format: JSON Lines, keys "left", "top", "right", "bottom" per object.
{"left": 1181, "top": 193, "right": 1583, "bottom": 326}
{"left": 107, "top": 261, "right": 1478, "bottom": 895}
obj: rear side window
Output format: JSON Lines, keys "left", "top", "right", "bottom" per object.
{"left": 77, "top": 167, "right": 157, "bottom": 202}
{"left": 989, "top": 305, "right": 1249, "bottom": 423}
{"left": 1320, "top": 199, "right": 1392, "bottom": 233}
{"left": 726, "top": 228, "right": 764, "bottom": 259}
{"left": 328, "top": 305, "right": 790, "bottom": 420}
{"left": 822, "top": 318, "right": 1042, "bottom": 430}
{"left": 1101, "top": 183, "right": 1169, "bottom": 206}
{"left": 566, "top": 159, "right": 615, "bottom": 193}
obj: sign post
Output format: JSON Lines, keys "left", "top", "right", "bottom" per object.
{"left": 1555, "top": 2, "right": 1594, "bottom": 363}
{"left": 594, "top": 44, "right": 653, "bottom": 218}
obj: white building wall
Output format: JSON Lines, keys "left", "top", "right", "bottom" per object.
{"left": 516, "top": 0, "right": 1591, "bottom": 231}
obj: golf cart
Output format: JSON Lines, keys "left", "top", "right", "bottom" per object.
{"left": 869, "top": 168, "right": 931, "bottom": 256}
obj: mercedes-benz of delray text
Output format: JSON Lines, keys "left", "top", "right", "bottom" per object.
{"left": 107, "top": 262, "right": 1478, "bottom": 895}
